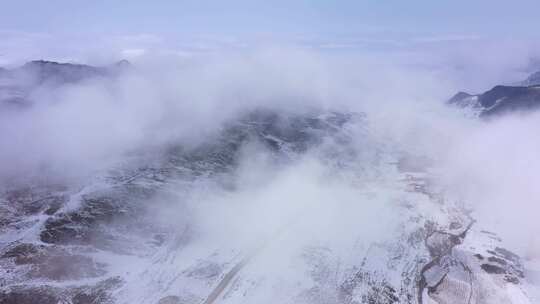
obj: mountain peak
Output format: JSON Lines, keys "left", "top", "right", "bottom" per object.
{"left": 448, "top": 91, "right": 473, "bottom": 104}
{"left": 114, "top": 59, "right": 131, "bottom": 68}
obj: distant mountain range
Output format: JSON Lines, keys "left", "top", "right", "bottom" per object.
{"left": 448, "top": 70, "right": 540, "bottom": 117}
{"left": 5, "top": 59, "right": 540, "bottom": 120}
{"left": 0, "top": 60, "right": 130, "bottom": 107}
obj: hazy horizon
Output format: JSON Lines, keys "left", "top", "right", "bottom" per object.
{"left": 2, "top": 1, "right": 540, "bottom": 92}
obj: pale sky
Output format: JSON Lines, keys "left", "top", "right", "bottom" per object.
{"left": 0, "top": 0, "right": 540, "bottom": 84}
{"left": 1, "top": 0, "right": 539, "bottom": 37}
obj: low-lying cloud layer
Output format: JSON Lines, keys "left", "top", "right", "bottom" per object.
{"left": 1, "top": 46, "right": 539, "bottom": 261}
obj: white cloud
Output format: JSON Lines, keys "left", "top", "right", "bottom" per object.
{"left": 120, "top": 48, "right": 147, "bottom": 59}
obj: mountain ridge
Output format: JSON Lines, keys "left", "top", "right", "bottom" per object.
{"left": 0, "top": 59, "right": 131, "bottom": 107}
{"left": 448, "top": 70, "right": 540, "bottom": 117}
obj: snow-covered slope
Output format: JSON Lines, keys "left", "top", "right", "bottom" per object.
{"left": 1, "top": 60, "right": 539, "bottom": 304}
{"left": 0, "top": 104, "right": 537, "bottom": 304}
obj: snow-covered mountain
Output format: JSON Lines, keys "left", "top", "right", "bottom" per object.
{"left": 0, "top": 61, "right": 538, "bottom": 304}
{"left": 448, "top": 71, "right": 540, "bottom": 118}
